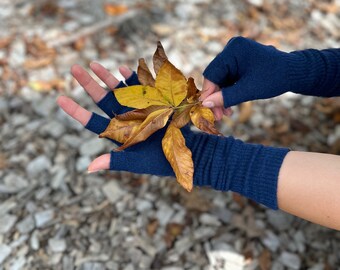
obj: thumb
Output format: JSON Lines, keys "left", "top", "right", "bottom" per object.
{"left": 202, "top": 91, "right": 224, "bottom": 108}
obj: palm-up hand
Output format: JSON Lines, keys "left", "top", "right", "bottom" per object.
{"left": 57, "top": 62, "right": 195, "bottom": 176}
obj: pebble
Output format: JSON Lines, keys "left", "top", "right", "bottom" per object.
{"left": 49, "top": 238, "right": 67, "bottom": 253}
{"left": 30, "top": 230, "right": 40, "bottom": 250}
{"left": 278, "top": 251, "right": 301, "bottom": 270}
{"left": 34, "top": 209, "right": 54, "bottom": 228}
{"left": 199, "top": 213, "right": 221, "bottom": 226}
{"left": 156, "top": 204, "right": 175, "bottom": 226}
{"left": 0, "top": 244, "right": 12, "bottom": 264}
{"left": 135, "top": 199, "right": 153, "bottom": 213}
{"left": 16, "top": 215, "right": 35, "bottom": 234}
{"left": 26, "top": 155, "right": 52, "bottom": 177}
{"left": 76, "top": 156, "right": 91, "bottom": 172}
{"left": 8, "top": 39, "right": 26, "bottom": 68}
{"left": 0, "top": 214, "right": 17, "bottom": 234}
{"left": 79, "top": 137, "right": 106, "bottom": 157}
{"left": 266, "top": 210, "right": 294, "bottom": 231}
{"left": 102, "top": 181, "right": 125, "bottom": 204}
{"left": 40, "top": 120, "right": 66, "bottom": 138}
{"left": 262, "top": 230, "right": 280, "bottom": 252}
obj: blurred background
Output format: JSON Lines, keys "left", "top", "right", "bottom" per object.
{"left": 0, "top": 0, "right": 340, "bottom": 269}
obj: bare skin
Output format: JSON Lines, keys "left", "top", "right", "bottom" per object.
{"left": 57, "top": 63, "right": 340, "bottom": 230}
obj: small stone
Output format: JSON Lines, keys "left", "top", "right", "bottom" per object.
{"left": 211, "top": 208, "right": 232, "bottom": 224}
{"left": 9, "top": 256, "right": 26, "bottom": 270}
{"left": 0, "top": 244, "right": 11, "bottom": 264}
{"left": 16, "top": 215, "right": 35, "bottom": 234}
{"left": 30, "top": 230, "right": 39, "bottom": 250}
{"left": 49, "top": 238, "right": 67, "bottom": 253}
{"left": 207, "top": 250, "right": 245, "bottom": 270}
{"left": 34, "top": 209, "right": 54, "bottom": 228}
{"left": 262, "top": 230, "right": 280, "bottom": 252}
{"left": 278, "top": 252, "right": 301, "bottom": 270}
{"left": 26, "top": 155, "right": 52, "bottom": 177}
{"left": 62, "top": 134, "right": 83, "bottom": 148}
{"left": 266, "top": 210, "right": 294, "bottom": 231}
{"left": 193, "top": 227, "right": 216, "bottom": 240}
{"left": 247, "top": 0, "right": 263, "bottom": 7}
{"left": 102, "top": 181, "right": 125, "bottom": 204}
{"left": 12, "top": 114, "right": 29, "bottom": 127}
{"left": 79, "top": 137, "right": 106, "bottom": 156}
{"left": 32, "top": 95, "right": 56, "bottom": 117}
{"left": 40, "top": 120, "right": 66, "bottom": 138}
{"left": 156, "top": 204, "right": 175, "bottom": 226}
{"left": 9, "top": 39, "right": 26, "bottom": 68}
{"left": 79, "top": 262, "right": 106, "bottom": 270}
{"left": 76, "top": 156, "right": 91, "bottom": 172}
{"left": 135, "top": 199, "right": 153, "bottom": 213}
{"left": 0, "top": 214, "right": 17, "bottom": 234}
{"left": 199, "top": 213, "right": 221, "bottom": 226}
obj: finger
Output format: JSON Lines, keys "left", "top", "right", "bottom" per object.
{"left": 57, "top": 95, "right": 110, "bottom": 135}
{"left": 90, "top": 62, "right": 121, "bottom": 90}
{"left": 119, "top": 66, "right": 133, "bottom": 80}
{"left": 223, "top": 107, "right": 233, "bottom": 116}
{"left": 212, "top": 107, "right": 223, "bottom": 121}
{"left": 202, "top": 91, "right": 224, "bottom": 108}
{"left": 57, "top": 95, "right": 91, "bottom": 126}
{"left": 88, "top": 153, "right": 110, "bottom": 173}
{"left": 200, "top": 78, "right": 219, "bottom": 101}
{"left": 71, "top": 64, "right": 107, "bottom": 103}
{"left": 119, "top": 66, "right": 140, "bottom": 86}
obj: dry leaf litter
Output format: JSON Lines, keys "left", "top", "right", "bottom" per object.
{"left": 0, "top": 0, "right": 340, "bottom": 269}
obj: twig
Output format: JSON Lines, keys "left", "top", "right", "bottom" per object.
{"left": 47, "top": 10, "right": 139, "bottom": 48}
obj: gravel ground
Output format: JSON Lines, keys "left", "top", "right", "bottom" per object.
{"left": 1, "top": 0, "right": 340, "bottom": 269}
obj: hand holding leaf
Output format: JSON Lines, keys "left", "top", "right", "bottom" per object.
{"left": 99, "top": 42, "right": 221, "bottom": 191}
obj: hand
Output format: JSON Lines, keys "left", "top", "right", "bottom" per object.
{"left": 201, "top": 36, "right": 291, "bottom": 109}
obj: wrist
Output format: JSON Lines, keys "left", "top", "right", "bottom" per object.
{"left": 190, "top": 132, "right": 290, "bottom": 209}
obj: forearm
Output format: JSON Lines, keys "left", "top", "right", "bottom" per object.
{"left": 277, "top": 151, "right": 340, "bottom": 230}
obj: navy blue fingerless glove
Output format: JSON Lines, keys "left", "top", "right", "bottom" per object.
{"left": 203, "top": 36, "right": 340, "bottom": 107}
{"left": 83, "top": 72, "right": 289, "bottom": 209}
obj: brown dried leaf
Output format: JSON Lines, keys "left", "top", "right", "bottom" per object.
{"left": 190, "top": 105, "right": 221, "bottom": 135}
{"left": 187, "top": 77, "right": 199, "bottom": 100}
{"left": 146, "top": 218, "right": 159, "bottom": 237}
{"left": 116, "top": 107, "right": 173, "bottom": 151}
{"left": 259, "top": 249, "right": 271, "bottom": 270}
{"left": 99, "top": 118, "right": 143, "bottom": 143}
{"left": 153, "top": 41, "right": 168, "bottom": 75}
{"left": 171, "top": 105, "right": 194, "bottom": 129}
{"left": 116, "top": 105, "right": 167, "bottom": 121}
{"left": 0, "top": 36, "right": 12, "bottom": 49}
{"left": 104, "top": 3, "right": 128, "bottom": 15}
{"left": 155, "top": 60, "right": 187, "bottom": 107}
{"left": 24, "top": 56, "right": 54, "bottom": 69}
{"left": 162, "top": 124, "right": 193, "bottom": 192}
{"left": 138, "top": 58, "right": 155, "bottom": 87}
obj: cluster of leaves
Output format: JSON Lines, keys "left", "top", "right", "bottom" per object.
{"left": 99, "top": 42, "right": 220, "bottom": 191}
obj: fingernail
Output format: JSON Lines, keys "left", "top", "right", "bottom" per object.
{"left": 202, "top": 101, "right": 215, "bottom": 108}
{"left": 87, "top": 169, "right": 100, "bottom": 174}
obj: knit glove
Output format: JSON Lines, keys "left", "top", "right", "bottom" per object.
{"left": 84, "top": 72, "right": 289, "bottom": 209}
{"left": 203, "top": 36, "right": 340, "bottom": 107}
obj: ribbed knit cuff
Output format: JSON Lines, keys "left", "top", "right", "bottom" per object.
{"left": 288, "top": 49, "right": 340, "bottom": 97}
{"left": 191, "top": 133, "right": 289, "bottom": 210}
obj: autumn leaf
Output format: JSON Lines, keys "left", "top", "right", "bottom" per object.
{"left": 155, "top": 60, "right": 187, "bottom": 107}
{"left": 115, "top": 105, "right": 167, "bottom": 121}
{"left": 162, "top": 124, "right": 193, "bottom": 192}
{"left": 190, "top": 105, "right": 221, "bottom": 135}
{"left": 172, "top": 104, "right": 193, "bottom": 129}
{"left": 116, "top": 107, "right": 174, "bottom": 151}
{"left": 99, "top": 118, "right": 143, "bottom": 143}
{"left": 100, "top": 41, "right": 222, "bottom": 192}
{"left": 186, "top": 77, "right": 199, "bottom": 101}
{"left": 153, "top": 41, "right": 168, "bottom": 75}
{"left": 138, "top": 58, "right": 155, "bottom": 87}
{"left": 114, "top": 85, "right": 171, "bottom": 109}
